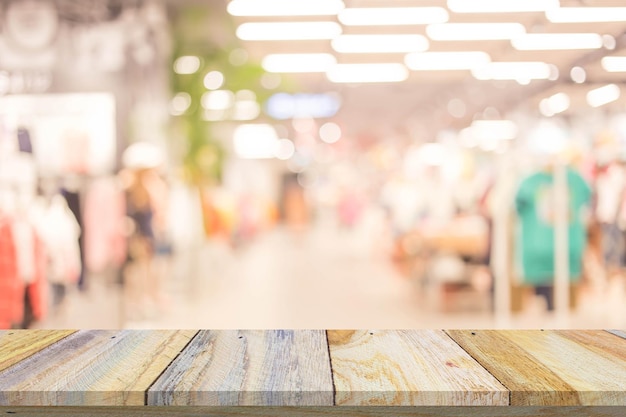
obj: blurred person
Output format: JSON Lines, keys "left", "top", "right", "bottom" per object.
{"left": 121, "top": 143, "right": 169, "bottom": 320}
{"left": 514, "top": 156, "right": 591, "bottom": 312}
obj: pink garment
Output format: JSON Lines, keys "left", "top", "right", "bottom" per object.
{"left": 0, "top": 217, "right": 24, "bottom": 329}
{"left": 84, "top": 178, "right": 127, "bottom": 273}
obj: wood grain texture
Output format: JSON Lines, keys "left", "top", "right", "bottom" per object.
{"left": 446, "top": 330, "right": 626, "bottom": 406}
{"left": 1, "top": 407, "right": 625, "bottom": 417}
{"left": 0, "top": 330, "right": 76, "bottom": 373}
{"left": 148, "top": 330, "right": 334, "bottom": 406}
{"left": 0, "top": 330, "right": 197, "bottom": 406}
{"left": 327, "top": 330, "right": 509, "bottom": 406}
{"left": 607, "top": 330, "right": 626, "bottom": 340}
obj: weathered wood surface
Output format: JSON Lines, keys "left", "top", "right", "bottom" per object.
{"left": 327, "top": 330, "right": 509, "bottom": 406}
{"left": 607, "top": 329, "right": 626, "bottom": 340}
{"left": 0, "top": 330, "right": 197, "bottom": 406}
{"left": 446, "top": 330, "right": 626, "bottom": 406}
{"left": 0, "top": 406, "right": 624, "bottom": 417}
{"left": 0, "top": 330, "right": 624, "bottom": 408}
{"left": 0, "top": 330, "right": 76, "bottom": 373}
{"left": 148, "top": 330, "right": 334, "bottom": 406}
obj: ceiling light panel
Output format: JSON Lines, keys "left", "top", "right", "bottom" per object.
{"left": 546, "top": 7, "right": 626, "bottom": 23}
{"left": 236, "top": 22, "right": 342, "bottom": 41}
{"left": 326, "top": 63, "right": 409, "bottom": 83}
{"left": 227, "top": 0, "right": 345, "bottom": 16}
{"left": 448, "top": 0, "right": 559, "bottom": 13}
{"left": 405, "top": 51, "right": 490, "bottom": 70}
{"left": 512, "top": 33, "right": 604, "bottom": 50}
{"left": 338, "top": 7, "right": 449, "bottom": 26}
{"left": 332, "top": 35, "right": 429, "bottom": 54}
{"left": 586, "top": 84, "right": 621, "bottom": 108}
{"left": 262, "top": 53, "right": 337, "bottom": 73}
{"left": 426, "top": 23, "right": 526, "bottom": 41}
{"left": 601, "top": 56, "right": 626, "bottom": 72}
{"left": 472, "top": 62, "right": 554, "bottom": 81}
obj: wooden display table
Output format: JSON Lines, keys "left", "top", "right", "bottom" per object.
{"left": 0, "top": 330, "right": 624, "bottom": 416}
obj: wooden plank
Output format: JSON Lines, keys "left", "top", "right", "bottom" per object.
{"left": 0, "top": 330, "right": 197, "bottom": 406}
{"left": 446, "top": 330, "right": 626, "bottom": 406}
{"left": 607, "top": 330, "right": 626, "bottom": 340}
{"left": 0, "top": 330, "right": 76, "bottom": 373}
{"left": 1, "top": 407, "right": 625, "bottom": 417}
{"left": 148, "top": 330, "right": 334, "bottom": 406}
{"left": 327, "top": 330, "right": 509, "bottom": 406}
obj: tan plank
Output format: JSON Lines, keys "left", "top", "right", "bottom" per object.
{"left": 0, "top": 330, "right": 197, "bottom": 406}
{"left": 148, "top": 330, "right": 334, "bottom": 406}
{"left": 327, "top": 330, "right": 509, "bottom": 406}
{"left": 0, "top": 330, "right": 76, "bottom": 373}
{"left": 1, "top": 406, "right": 625, "bottom": 417}
{"left": 447, "top": 330, "right": 626, "bottom": 406}
{"left": 607, "top": 330, "right": 626, "bottom": 340}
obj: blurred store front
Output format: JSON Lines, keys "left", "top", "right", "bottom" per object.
{"left": 1, "top": 0, "right": 626, "bottom": 329}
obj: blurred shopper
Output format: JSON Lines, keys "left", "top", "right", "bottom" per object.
{"left": 515, "top": 159, "right": 591, "bottom": 311}
{"left": 121, "top": 143, "right": 169, "bottom": 319}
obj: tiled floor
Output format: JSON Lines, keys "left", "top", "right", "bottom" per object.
{"left": 35, "top": 213, "right": 626, "bottom": 330}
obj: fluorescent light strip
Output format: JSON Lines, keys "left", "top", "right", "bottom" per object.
{"left": 332, "top": 35, "right": 429, "bottom": 54}
{"left": 472, "top": 62, "right": 553, "bottom": 80}
{"left": 547, "top": 7, "right": 626, "bottom": 23}
{"left": 405, "top": 51, "right": 490, "bottom": 70}
{"left": 512, "top": 33, "right": 603, "bottom": 51}
{"left": 448, "top": 0, "right": 558, "bottom": 13}
{"left": 227, "top": 0, "right": 344, "bottom": 16}
{"left": 540, "top": 92, "right": 570, "bottom": 117}
{"left": 470, "top": 120, "right": 518, "bottom": 140}
{"left": 326, "top": 63, "right": 409, "bottom": 83}
{"left": 601, "top": 56, "right": 626, "bottom": 72}
{"left": 338, "top": 7, "right": 448, "bottom": 26}
{"left": 236, "top": 22, "right": 342, "bottom": 41}
{"left": 262, "top": 53, "right": 336, "bottom": 73}
{"left": 587, "top": 84, "right": 621, "bottom": 108}
{"left": 426, "top": 23, "right": 525, "bottom": 41}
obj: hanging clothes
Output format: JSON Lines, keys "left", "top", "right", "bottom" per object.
{"left": 84, "top": 177, "right": 126, "bottom": 273}
{"left": 514, "top": 167, "right": 592, "bottom": 286}
{"left": 0, "top": 216, "right": 24, "bottom": 329}
{"left": 62, "top": 186, "right": 86, "bottom": 290}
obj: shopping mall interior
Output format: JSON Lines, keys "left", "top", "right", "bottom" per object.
{"left": 1, "top": 0, "right": 626, "bottom": 330}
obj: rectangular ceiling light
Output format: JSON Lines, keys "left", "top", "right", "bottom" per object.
{"left": 233, "top": 124, "right": 279, "bottom": 159}
{"left": 512, "top": 33, "right": 603, "bottom": 50}
{"left": 332, "top": 35, "right": 429, "bottom": 54}
{"left": 326, "top": 63, "right": 409, "bottom": 83}
{"left": 426, "top": 23, "right": 525, "bottom": 41}
{"left": 262, "top": 53, "right": 337, "bottom": 73}
{"left": 448, "top": 0, "right": 559, "bottom": 13}
{"left": 405, "top": 51, "right": 490, "bottom": 70}
{"left": 236, "top": 22, "right": 341, "bottom": 41}
{"left": 587, "top": 84, "right": 621, "bottom": 108}
{"left": 540, "top": 92, "right": 570, "bottom": 117}
{"left": 470, "top": 120, "right": 518, "bottom": 140}
{"left": 546, "top": 7, "right": 626, "bottom": 23}
{"left": 338, "top": 7, "right": 448, "bottom": 26}
{"left": 601, "top": 56, "right": 626, "bottom": 72}
{"left": 471, "top": 62, "right": 553, "bottom": 81}
{"left": 227, "top": 0, "right": 345, "bottom": 17}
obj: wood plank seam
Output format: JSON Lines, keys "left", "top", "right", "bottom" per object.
{"left": 605, "top": 330, "right": 626, "bottom": 341}
{"left": 144, "top": 330, "right": 201, "bottom": 406}
{"left": 442, "top": 330, "right": 512, "bottom": 406}
{"left": 324, "top": 330, "right": 337, "bottom": 406}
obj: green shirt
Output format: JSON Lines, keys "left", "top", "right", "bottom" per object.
{"left": 515, "top": 169, "right": 591, "bottom": 285}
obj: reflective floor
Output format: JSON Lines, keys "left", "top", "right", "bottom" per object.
{"left": 35, "top": 209, "right": 626, "bottom": 330}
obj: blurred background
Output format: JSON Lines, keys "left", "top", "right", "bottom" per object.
{"left": 1, "top": 0, "right": 626, "bottom": 329}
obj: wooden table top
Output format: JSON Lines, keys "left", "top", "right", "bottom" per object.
{"left": 0, "top": 330, "right": 624, "bottom": 407}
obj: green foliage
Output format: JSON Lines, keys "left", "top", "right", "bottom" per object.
{"left": 168, "top": 5, "right": 276, "bottom": 186}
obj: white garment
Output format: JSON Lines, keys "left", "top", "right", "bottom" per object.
{"left": 595, "top": 163, "right": 625, "bottom": 224}
{"left": 30, "top": 195, "right": 81, "bottom": 284}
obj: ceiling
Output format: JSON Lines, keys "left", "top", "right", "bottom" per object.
{"left": 180, "top": 0, "right": 626, "bottom": 142}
